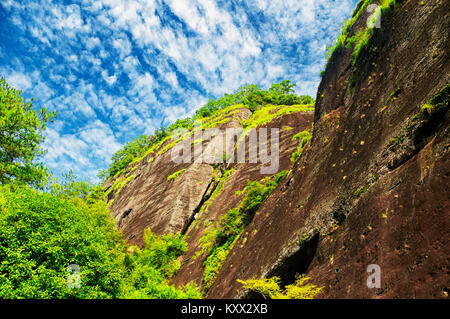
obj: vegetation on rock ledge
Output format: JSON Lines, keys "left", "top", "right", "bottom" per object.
{"left": 200, "top": 170, "right": 289, "bottom": 293}
{"left": 100, "top": 80, "right": 314, "bottom": 181}
{"left": 237, "top": 275, "right": 323, "bottom": 299}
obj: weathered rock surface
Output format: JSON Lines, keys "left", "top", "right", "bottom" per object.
{"left": 206, "top": 0, "right": 449, "bottom": 298}
{"left": 171, "top": 110, "right": 315, "bottom": 288}
{"left": 107, "top": 0, "right": 449, "bottom": 299}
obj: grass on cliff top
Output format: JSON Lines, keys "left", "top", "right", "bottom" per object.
{"left": 242, "top": 104, "right": 314, "bottom": 129}
{"left": 324, "top": 0, "right": 398, "bottom": 70}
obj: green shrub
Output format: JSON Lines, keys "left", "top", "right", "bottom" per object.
{"left": 121, "top": 229, "right": 201, "bottom": 299}
{"left": 167, "top": 169, "right": 186, "bottom": 182}
{"left": 290, "top": 131, "right": 312, "bottom": 164}
{"left": 325, "top": 0, "right": 376, "bottom": 65}
{"left": 353, "top": 184, "right": 370, "bottom": 197}
{"left": 0, "top": 185, "right": 126, "bottom": 298}
{"left": 353, "top": 174, "right": 377, "bottom": 197}
{"left": 0, "top": 184, "right": 201, "bottom": 299}
{"left": 422, "top": 83, "right": 449, "bottom": 113}
{"left": 202, "top": 238, "right": 237, "bottom": 293}
{"left": 237, "top": 275, "right": 323, "bottom": 299}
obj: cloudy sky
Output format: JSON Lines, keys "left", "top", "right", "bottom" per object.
{"left": 0, "top": 0, "right": 359, "bottom": 182}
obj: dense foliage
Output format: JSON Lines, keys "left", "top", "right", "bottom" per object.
{"left": 0, "top": 183, "right": 201, "bottom": 299}
{"left": 0, "top": 184, "right": 124, "bottom": 298}
{"left": 0, "top": 78, "right": 201, "bottom": 299}
{"left": 237, "top": 275, "right": 323, "bottom": 299}
{"left": 0, "top": 77, "right": 56, "bottom": 188}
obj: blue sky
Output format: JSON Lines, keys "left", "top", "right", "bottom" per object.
{"left": 0, "top": 0, "right": 359, "bottom": 183}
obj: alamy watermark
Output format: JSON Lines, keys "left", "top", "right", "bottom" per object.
{"left": 170, "top": 121, "right": 280, "bottom": 175}
{"left": 367, "top": 264, "right": 381, "bottom": 289}
{"left": 67, "top": 264, "right": 81, "bottom": 289}
{"left": 366, "top": 4, "right": 382, "bottom": 29}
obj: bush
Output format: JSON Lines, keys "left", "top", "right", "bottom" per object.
{"left": 237, "top": 275, "right": 323, "bottom": 299}
{"left": 122, "top": 229, "right": 201, "bottom": 299}
{"left": 0, "top": 185, "right": 126, "bottom": 298}
{"left": 215, "top": 170, "right": 288, "bottom": 246}
{"left": 0, "top": 184, "right": 201, "bottom": 299}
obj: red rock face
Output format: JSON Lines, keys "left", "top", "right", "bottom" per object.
{"left": 171, "top": 111, "right": 315, "bottom": 288}
{"left": 106, "top": 107, "right": 314, "bottom": 250}
{"left": 205, "top": 0, "right": 449, "bottom": 298}
{"left": 107, "top": 0, "right": 449, "bottom": 299}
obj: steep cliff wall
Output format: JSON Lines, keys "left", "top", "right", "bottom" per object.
{"left": 105, "top": 105, "right": 315, "bottom": 249}
{"left": 106, "top": 0, "right": 449, "bottom": 299}
{"left": 205, "top": 0, "right": 449, "bottom": 298}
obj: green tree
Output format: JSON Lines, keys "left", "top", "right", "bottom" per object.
{"left": 106, "top": 133, "right": 157, "bottom": 178}
{"left": 0, "top": 184, "right": 126, "bottom": 298}
{"left": 298, "top": 95, "right": 315, "bottom": 105}
{"left": 0, "top": 183, "right": 202, "bottom": 299}
{"left": 0, "top": 77, "right": 56, "bottom": 188}
{"left": 269, "top": 80, "right": 296, "bottom": 95}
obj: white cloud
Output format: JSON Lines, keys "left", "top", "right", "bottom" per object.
{"left": 85, "top": 36, "right": 101, "bottom": 50}
{"left": 103, "top": 73, "right": 117, "bottom": 86}
{"left": 1, "top": 0, "right": 359, "bottom": 180}
{"left": 5, "top": 72, "right": 32, "bottom": 91}
{"left": 43, "top": 120, "right": 122, "bottom": 182}
{"left": 165, "top": 72, "right": 179, "bottom": 88}
{"left": 266, "top": 65, "right": 285, "bottom": 79}
{"left": 112, "top": 35, "right": 132, "bottom": 57}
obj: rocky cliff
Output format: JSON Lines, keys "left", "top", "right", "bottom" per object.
{"left": 105, "top": 0, "right": 449, "bottom": 299}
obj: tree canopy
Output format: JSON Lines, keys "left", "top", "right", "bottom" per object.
{"left": 0, "top": 183, "right": 201, "bottom": 298}
{"left": 0, "top": 77, "right": 56, "bottom": 188}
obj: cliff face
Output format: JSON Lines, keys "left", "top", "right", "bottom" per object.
{"left": 105, "top": 106, "right": 314, "bottom": 248}
{"left": 106, "top": 0, "right": 449, "bottom": 299}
